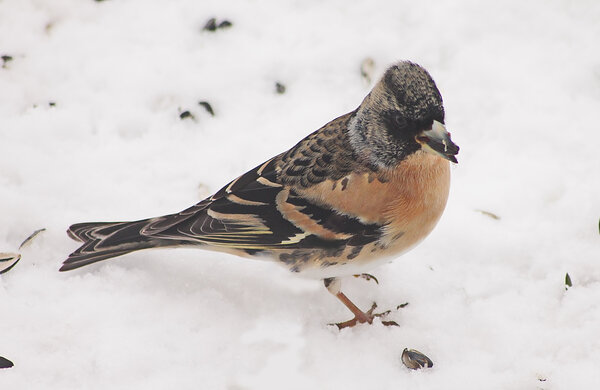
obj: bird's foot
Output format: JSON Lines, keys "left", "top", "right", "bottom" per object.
{"left": 331, "top": 302, "right": 399, "bottom": 329}
{"left": 353, "top": 273, "right": 379, "bottom": 284}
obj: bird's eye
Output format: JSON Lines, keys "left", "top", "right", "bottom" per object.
{"left": 394, "top": 113, "right": 407, "bottom": 129}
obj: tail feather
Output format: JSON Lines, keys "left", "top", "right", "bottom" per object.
{"left": 61, "top": 219, "right": 178, "bottom": 272}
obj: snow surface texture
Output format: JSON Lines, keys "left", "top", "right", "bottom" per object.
{"left": 1, "top": 0, "right": 599, "bottom": 388}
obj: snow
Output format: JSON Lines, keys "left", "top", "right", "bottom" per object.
{"left": 1, "top": 0, "right": 599, "bottom": 388}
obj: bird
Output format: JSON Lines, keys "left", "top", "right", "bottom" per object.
{"left": 62, "top": 61, "right": 459, "bottom": 329}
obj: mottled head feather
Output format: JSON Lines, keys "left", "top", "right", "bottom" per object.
{"left": 381, "top": 62, "right": 444, "bottom": 123}
{"left": 348, "top": 61, "right": 445, "bottom": 167}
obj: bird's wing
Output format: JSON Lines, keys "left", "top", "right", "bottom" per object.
{"left": 145, "top": 153, "right": 384, "bottom": 252}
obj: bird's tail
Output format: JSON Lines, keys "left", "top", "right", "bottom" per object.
{"left": 61, "top": 219, "right": 177, "bottom": 272}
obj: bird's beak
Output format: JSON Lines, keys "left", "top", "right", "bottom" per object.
{"left": 416, "top": 120, "right": 459, "bottom": 163}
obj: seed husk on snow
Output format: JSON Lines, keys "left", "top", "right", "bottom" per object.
{"left": 0, "top": 253, "right": 21, "bottom": 275}
{"left": 401, "top": 348, "right": 433, "bottom": 370}
{"left": 0, "top": 356, "right": 14, "bottom": 369}
{"left": 19, "top": 228, "right": 46, "bottom": 249}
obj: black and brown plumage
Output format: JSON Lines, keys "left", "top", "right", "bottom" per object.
{"left": 62, "top": 61, "right": 459, "bottom": 328}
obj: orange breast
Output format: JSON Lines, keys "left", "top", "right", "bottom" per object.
{"left": 296, "top": 150, "right": 450, "bottom": 256}
{"left": 381, "top": 151, "right": 450, "bottom": 253}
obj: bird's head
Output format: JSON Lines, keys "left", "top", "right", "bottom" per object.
{"left": 348, "top": 61, "right": 459, "bottom": 167}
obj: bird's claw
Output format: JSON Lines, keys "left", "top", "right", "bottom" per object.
{"left": 353, "top": 273, "right": 379, "bottom": 284}
{"left": 331, "top": 302, "right": 399, "bottom": 329}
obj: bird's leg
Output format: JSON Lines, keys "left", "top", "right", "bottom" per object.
{"left": 324, "top": 277, "right": 399, "bottom": 329}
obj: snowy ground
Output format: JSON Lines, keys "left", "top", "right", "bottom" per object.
{"left": 1, "top": 0, "right": 599, "bottom": 388}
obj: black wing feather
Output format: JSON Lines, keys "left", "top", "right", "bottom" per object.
{"left": 63, "top": 130, "right": 385, "bottom": 270}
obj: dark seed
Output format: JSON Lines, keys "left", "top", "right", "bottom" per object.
{"left": 179, "top": 110, "right": 194, "bottom": 120}
{"left": 1, "top": 55, "right": 13, "bottom": 68}
{"left": 198, "top": 101, "right": 215, "bottom": 116}
{"left": 565, "top": 273, "right": 572, "bottom": 289}
{"left": 217, "top": 20, "right": 232, "bottom": 29}
{"left": 275, "top": 82, "right": 286, "bottom": 94}
{"left": 203, "top": 18, "right": 217, "bottom": 31}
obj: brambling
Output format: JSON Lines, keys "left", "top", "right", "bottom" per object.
{"left": 62, "top": 61, "right": 459, "bottom": 328}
